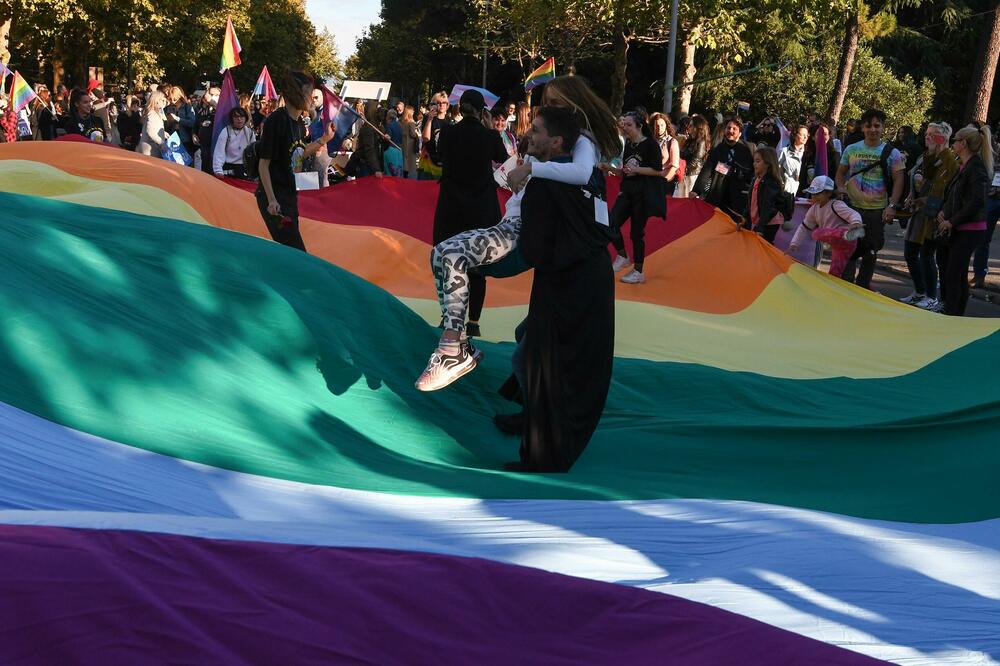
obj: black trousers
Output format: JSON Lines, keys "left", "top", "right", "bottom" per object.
{"left": 843, "top": 208, "right": 886, "bottom": 289}
{"left": 610, "top": 189, "right": 649, "bottom": 270}
{"left": 937, "top": 230, "right": 986, "bottom": 316}
{"left": 256, "top": 190, "right": 306, "bottom": 252}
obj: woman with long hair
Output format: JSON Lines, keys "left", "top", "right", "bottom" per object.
{"left": 256, "top": 69, "right": 336, "bottom": 251}
{"left": 649, "top": 111, "right": 680, "bottom": 195}
{"left": 136, "top": 91, "right": 168, "bottom": 156}
{"left": 747, "top": 146, "right": 786, "bottom": 244}
{"left": 416, "top": 75, "right": 619, "bottom": 391}
{"left": 778, "top": 123, "right": 809, "bottom": 195}
{"left": 165, "top": 85, "right": 196, "bottom": 154}
{"left": 677, "top": 114, "right": 710, "bottom": 197}
{"left": 606, "top": 110, "right": 663, "bottom": 283}
{"left": 400, "top": 105, "right": 420, "bottom": 178}
{"left": 935, "top": 125, "right": 994, "bottom": 315}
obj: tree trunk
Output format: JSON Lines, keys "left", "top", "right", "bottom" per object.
{"left": 0, "top": 18, "right": 11, "bottom": 65}
{"left": 609, "top": 28, "right": 628, "bottom": 116}
{"left": 964, "top": 1, "right": 1000, "bottom": 124}
{"left": 826, "top": 11, "right": 861, "bottom": 125}
{"left": 677, "top": 38, "right": 697, "bottom": 115}
{"left": 52, "top": 35, "right": 65, "bottom": 92}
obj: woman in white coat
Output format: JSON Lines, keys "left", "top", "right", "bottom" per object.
{"left": 136, "top": 91, "right": 168, "bottom": 157}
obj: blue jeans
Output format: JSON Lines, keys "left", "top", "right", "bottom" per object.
{"left": 972, "top": 197, "right": 1000, "bottom": 278}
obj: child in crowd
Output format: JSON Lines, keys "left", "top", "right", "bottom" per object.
{"left": 790, "top": 176, "right": 865, "bottom": 279}
{"left": 747, "top": 146, "right": 786, "bottom": 244}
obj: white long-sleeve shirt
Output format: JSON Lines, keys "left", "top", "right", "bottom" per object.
{"left": 504, "top": 133, "right": 599, "bottom": 218}
{"left": 212, "top": 124, "right": 256, "bottom": 175}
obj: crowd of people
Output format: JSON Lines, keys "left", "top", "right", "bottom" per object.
{"left": 2, "top": 68, "right": 999, "bottom": 472}
{"left": 3, "top": 73, "right": 997, "bottom": 319}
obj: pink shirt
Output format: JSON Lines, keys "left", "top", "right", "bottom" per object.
{"left": 790, "top": 199, "right": 862, "bottom": 248}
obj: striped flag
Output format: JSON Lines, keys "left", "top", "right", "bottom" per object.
{"left": 10, "top": 71, "right": 37, "bottom": 113}
{"left": 253, "top": 66, "right": 278, "bottom": 100}
{"left": 219, "top": 16, "right": 242, "bottom": 73}
{"left": 524, "top": 57, "right": 555, "bottom": 91}
{"left": 318, "top": 84, "right": 360, "bottom": 153}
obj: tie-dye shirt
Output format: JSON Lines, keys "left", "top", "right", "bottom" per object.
{"left": 839, "top": 141, "right": 906, "bottom": 210}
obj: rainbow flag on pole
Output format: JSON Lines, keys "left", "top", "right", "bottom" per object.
{"left": 524, "top": 57, "right": 555, "bottom": 91}
{"left": 10, "top": 71, "right": 37, "bottom": 113}
{"left": 253, "top": 65, "right": 278, "bottom": 100}
{"left": 219, "top": 16, "right": 242, "bottom": 72}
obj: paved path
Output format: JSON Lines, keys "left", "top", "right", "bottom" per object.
{"left": 829, "top": 221, "right": 1000, "bottom": 318}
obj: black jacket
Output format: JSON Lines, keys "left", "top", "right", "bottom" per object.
{"left": 942, "top": 153, "right": 989, "bottom": 228}
{"left": 693, "top": 140, "right": 753, "bottom": 219}
{"left": 746, "top": 173, "right": 783, "bottom": 228}
{"left": 433, "top": 117, "right": 508, "bottom": 243}
{"left": 356, "top": 123, "right": 382, "bottom": 174}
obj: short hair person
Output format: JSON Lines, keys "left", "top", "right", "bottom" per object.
{"left": 506, "top": 106, "right": 616, "bottom": 473}
{"left": 256, "top": 70, "right": 336, "bottom": 251}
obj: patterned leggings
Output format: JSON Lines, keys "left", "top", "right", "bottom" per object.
{"left": 431, "top": 216, "right": 522, "bottom": 333}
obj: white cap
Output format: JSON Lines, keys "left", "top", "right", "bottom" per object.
{"left": 804, "top": 175, "right": 836, "bottom": 195}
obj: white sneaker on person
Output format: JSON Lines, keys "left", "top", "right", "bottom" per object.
{"left": 620, "top": 269, "right": 646, "bottom": 284}
{"left": 914, "top": 296, "right": 936, "bottom": 309}
{"left": 415, "top": 344, "right": 477, "bottom": 391}
{"left": 611, "top": 255, "right": 632, "bottom": 272}
{"left": 899, "top": 292, "right": 925, "bottom": 305}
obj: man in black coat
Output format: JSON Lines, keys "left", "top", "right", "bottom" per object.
{"left": 433, "top": 89, "right": 509, "bottom": 337}
{"left": 693, "top": 116, "right": 754, "bottom": 222}
{"left": 504, "top": 106, "right": 615, "bottom": 473}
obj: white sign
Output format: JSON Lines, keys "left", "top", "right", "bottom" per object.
{"left": 339, "top": 80, "right": 392, "bottom": 102}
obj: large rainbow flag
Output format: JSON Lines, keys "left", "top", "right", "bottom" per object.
{"left": 0, "top": 141, "right": 997, "bottom": 664}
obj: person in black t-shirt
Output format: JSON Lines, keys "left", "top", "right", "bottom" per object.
{"left": 417, "top": 91, "right": 454, "bottom": 180}
{"left": 256, "top": 70, "right": 336, "bottom": 252}
{"left": 61, "top": 88, "right": 105, "bottom": 142}
{"left": 604, "top": 110, "right": 663, "bottom": 284}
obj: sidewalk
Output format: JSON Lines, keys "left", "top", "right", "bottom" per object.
{"left": 878, "top": 221, "right": 1000, "bottom": 294}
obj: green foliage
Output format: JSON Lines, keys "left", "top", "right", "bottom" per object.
{"left": 696, "top": 42, "right": 934, "bottom": 130}
{"left": 3, "top": 0, "right": 322, "bottom": 92}
{"left": 309, "top": 27, "right": 343, "bottom": 82}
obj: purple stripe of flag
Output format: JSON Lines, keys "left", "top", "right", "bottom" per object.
{"left": 0, "top": 524, "right": 889, "bottom": 666}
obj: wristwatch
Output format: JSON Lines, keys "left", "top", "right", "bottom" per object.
{"left": 886, "top": 202, "right": 897, "bottom": 210}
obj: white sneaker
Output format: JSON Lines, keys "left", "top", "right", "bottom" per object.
{"left": 415, "top": 344, "right": 477, "bottom": 391}
{"left": 927, "top": 299, "right": 945, "bottom": 313}
{"left": 899, "top": 292, "right": 924, "bottom": 305}
{"left": 620, "top": 269, "right": 646, "bottom": 284}
{"left": 914, "top": 296, "right": 935, "bottom": 309}
{"left": 611, "top": 255, "right": 632, "bottom": 272}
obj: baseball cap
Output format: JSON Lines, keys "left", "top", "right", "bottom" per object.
{"left": 459, "top": 89, "right": 486, "bottom": 112}
{"left": 804, "top": 175, "right": 836, "bottom": 195}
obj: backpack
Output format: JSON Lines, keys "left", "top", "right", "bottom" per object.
{"left": 243, "top": 140, "right": 260, "bottom": 180}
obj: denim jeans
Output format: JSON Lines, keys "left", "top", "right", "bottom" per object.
{"left": 971, "top": 197, "right": 1000, "bottom": 278}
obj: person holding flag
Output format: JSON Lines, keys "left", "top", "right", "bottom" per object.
{"left": 256, "top": 69, "right": 336, "bottom": 252}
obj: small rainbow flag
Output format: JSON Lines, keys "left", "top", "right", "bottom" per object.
{"left": 253, "top": 65, "right": 278, "bottom": 100}
{"left": 219, "top": 16, "right": 242, "bottom": 73}
{"left": 524, "top": 57, "right": 555, "bottom": 91}
{"left": 10, "top": 71, "right": 37, "bottom": 113}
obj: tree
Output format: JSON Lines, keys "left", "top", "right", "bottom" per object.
{"left": 310, "top": 27, "right": 343, "bottom": 82}
{"left": 965, "top": 1, "right": 1000, "bottom": 122}
{"left": 696, "top": 39, "right": 934, "bottom": 129}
